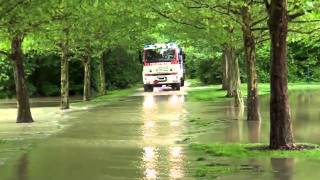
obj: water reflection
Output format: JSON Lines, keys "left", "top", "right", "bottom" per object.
{"left": 142, "top": 94, "right": 186, "bottom": 179}
{"left": 169, "top": 146, "right": 184, "bottom": 179}
{"left": 16, "top": 153, "right": 28, "bottom": 180}
{"left": 225, "top": 101, "right": 244, "bottom": 142}
{"left": 271, "top": 158, "right": 294, "bottom": 180}
{"left": 143, "top": 146, "right": 158, "bottom": 179}
{"left": 247, "top": 121, "right": 261, "bottom": 143}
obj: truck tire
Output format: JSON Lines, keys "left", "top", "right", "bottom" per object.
{"left": 172, "top": 83, "right": 180, "bottom": 91}
{"left": 144, "top": 85, "right": 153, "bottom": 92}
{"left": 181, "top": 78, "right": 185, "bottom": 87}
{"left": 176, "top": 84, "right": 181, "bottom": 90}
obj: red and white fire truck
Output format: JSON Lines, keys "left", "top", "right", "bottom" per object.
{"left": 142, "top": 43, "right": 185, "bottom": 92}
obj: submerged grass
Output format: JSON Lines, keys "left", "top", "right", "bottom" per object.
{"left": 187, "top": 79, "right": 320, "bottom": 101}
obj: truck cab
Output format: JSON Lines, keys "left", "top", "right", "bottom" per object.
{"left": 142, "top": 43, "right": 185, "bottom": 92}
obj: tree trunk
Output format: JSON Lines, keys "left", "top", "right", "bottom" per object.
{"left": 83, "top": 50, "right": 91, "bottom": 101}
{"left": 99, "top": 56, "right": 106, "bottom": 96}
{"left": 222, "top": 44, "right": 244, "bottom": 108}
{"left": 223, "top": 45, "right": 240, "bottom": 98}
{"left": 241, "top": 4, "right": 261, "bottom": 122}
{"left": 233, "top": 55, "right": 244, "bottom": 108}
{"left": 11, "top": 33, "right": 34, "bottom": 123}
{"left": 60, "top": 42, "right": 69, "bottom": 109}
{"left": 268, "top": 0, "right": 294, "bottom": 149}
{"left": 222, "top": 49, "right": 229, "bottom": 90}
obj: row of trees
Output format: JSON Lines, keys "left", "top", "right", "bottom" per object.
{"left": 0, "top": 0, "right": 151, "bottom": 122}
{"left": 146, "top": 0, "right": 319, "bottom": 149}
{"left": 0, "top": 0, "right": 319, "bottom": 149}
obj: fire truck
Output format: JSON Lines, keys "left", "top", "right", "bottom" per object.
{"left": 142, "top": 43, "right": 185, "bottom": 92}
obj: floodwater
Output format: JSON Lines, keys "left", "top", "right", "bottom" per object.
{"left": 0, "top": 96, "right": 82, "bottom": 109}
{"left": 0, "top": 87, "right": 320, "bottom": 179}
{"left": 188, "top": 89, "right": 320, "bottom": 180}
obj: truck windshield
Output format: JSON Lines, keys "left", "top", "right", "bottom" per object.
{"left": 145, "top": 49, "right": 175, "bottom": 62}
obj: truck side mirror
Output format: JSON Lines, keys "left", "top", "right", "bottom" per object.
{"left": 139, "top": 51, "right": 143, "bottom": 64}
{"left": 182, "top": 53, "right": 186, "bottom": 62}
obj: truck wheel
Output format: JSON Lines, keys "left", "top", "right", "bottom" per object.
{"left": 144, "top": 85, "right": 149, "bottom": 92}
{"left": 181, "top": 78, "right": 185, "bottom": 87}
{"left": 172, "top": 83, "right": 180, "bottom": 91}
{"left": 144, "top": 85, "right": 153, "bottom": 92}
{"left": 176, "top": 84, "right": 181, "bottom": 90}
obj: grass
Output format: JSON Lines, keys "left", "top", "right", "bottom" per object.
{"left": 190, "top": 143, "right": 320, "bottom": 177}
{"left": 72, "top": 85, "right": 139, "bottom": 108}
{"left": 187, "top": 79, "right": 320, "bottom": 101}
{"left": 194, "top": 164, "right": 240, "bottom": 178}
{"left": 190, "top": 143, "right": 320, "bottom": 158}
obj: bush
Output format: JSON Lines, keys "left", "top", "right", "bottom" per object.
{"left": 40, "top": 82, "right": 60, "bottom": 96}
{"left": 198, "top": 59, "right": 222, "bottom": 85}
{"left": 104, "top": 47, "right": 142, "bottom": 89}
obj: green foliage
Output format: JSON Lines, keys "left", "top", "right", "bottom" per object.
{"left": 104, "top": 47, "right": 142, "bottom": 89}
{"left": 0, "top": 57, "right": 13, "bottom": 98}
{"left": 198, "top": 59, "right": 222, "bottom": 85}
{"left": 0, "top": 0, "right": 319, "bottom": 98}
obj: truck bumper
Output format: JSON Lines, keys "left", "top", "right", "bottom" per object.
{"left": 143, "top": 75, "right": 181, "bottom": 86}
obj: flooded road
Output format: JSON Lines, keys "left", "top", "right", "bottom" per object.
{"left": 0, "top": 87, "right": 192, "bottom": 179}
{"left": 0, "top": 87, "right": 320, "bottom": 179}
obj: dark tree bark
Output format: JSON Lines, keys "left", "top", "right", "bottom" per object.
{"left": 99, "top": 55, "right": 106, "bottom": 96}
{"left": 60, "top": 41, "right": 69, "bottom": 109}
{"left": 11, "top": 33, "right": 33, "bottom": 123}
{"left": 82, "top": 49, "right": 91, "bottom": 101}
{"left": 99, "top": 49, "right": 112, "bottom": 96}
{"left": 267, "top": 0, "right": 294, "bottom": 149}
{"left": 241, "top": 4, "right": 261, "bottom": 122}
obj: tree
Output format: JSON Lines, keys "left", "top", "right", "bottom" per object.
{"left": 0, "top": 0, "right": 54, "bottom": 122}
{"left": 265, "top": 0, "right": 294, "bottom": 149}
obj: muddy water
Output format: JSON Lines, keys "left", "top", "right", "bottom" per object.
{"left": 0, "top": 89, "right": 320, "bottom": 179}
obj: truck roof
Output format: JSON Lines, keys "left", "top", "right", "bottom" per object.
{"left": 144, "top": 43, "right": 179, "bottom": 50}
